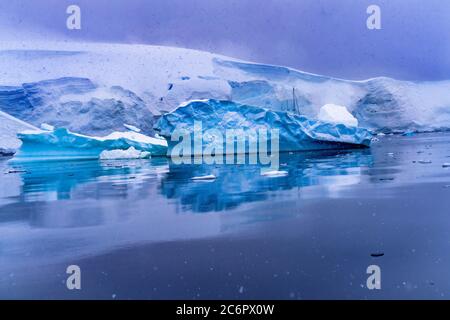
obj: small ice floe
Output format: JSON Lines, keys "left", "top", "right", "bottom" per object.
{"left": 442, "top": 163, "right": 450, "bottom": 168}
{"left": 377, "top": 132, "right": 386, "bottom": 136}
{"left": 99, "top": 147, "right": 150, "bottom": 160}
{"left": 261, "top": 170, "right": 288, "bottom": 177}
{"left": 387, "top": 152, "right": 394, "bottom": 157}
{"left": 418, "top": 160, "right": 432, "bottom": 164}
{"left": 190, "top": 174, "right": 216, "bottom": 181}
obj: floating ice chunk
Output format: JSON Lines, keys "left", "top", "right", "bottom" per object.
{"left": 190, "top": 174, "right": 216, "bottom": 181}
{"left": 318, "top": 104, "right": 359, "bottom": 127}
{"left": 99, "top": 147, "right": 150, "bottom": 160}
{"left": 124, "top": 124, "right": 141, "bottom": 133}
{"left": 12, "top": 127, "right": 168, "bottom": 161}
{"left": 418, "top": 160, "right": 432, "bottom": 164}
{"left": 261, "top": 170, "right": 288, "bottom": 177}
{"left": 442, "top": 163, "right": 450, "bottom": 168}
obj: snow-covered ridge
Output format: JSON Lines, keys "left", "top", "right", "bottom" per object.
{"left": 0, "top": 111, "right": 40, "bottom": 156}
{"left": 0, "top": 41, "right": 449, "bottom": 144}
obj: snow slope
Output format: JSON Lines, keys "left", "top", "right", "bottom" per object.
{"left": 0, "top": 111, "right": 40, "bottom": 156}
{"left": 0, "top": 41, "right": 450, "bottom": 138}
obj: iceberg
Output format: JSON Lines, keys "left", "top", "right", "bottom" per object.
{"left": 154, "top": 99, "right": 372, "bottom": 156}
{"left": 12, "top": 127, "right": 168, "bottom": 161}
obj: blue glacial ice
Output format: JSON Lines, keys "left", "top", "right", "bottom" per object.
{"left": 12, "top": 127, "right": 168, "bottom": 162}
{"left": 0, "top": 77, "right": 157, "bottom": 137}
{"left": 1, "top": 42, "right": 450, "bottom": 143}
{"left": 154, "top": 99, "right": 373, "bottom": 155}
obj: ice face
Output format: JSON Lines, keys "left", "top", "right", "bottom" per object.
{"left": 154, "top": 99, "right": 372, "bottom": 157}
{"left": 12, "top": 127, "right": 168, "bottom": 162}
{"left": 0, "top": 78, "right": 156, "bottom": 137}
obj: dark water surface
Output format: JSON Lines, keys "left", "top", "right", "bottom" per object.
{"left": 1, "top": 133, "right": 450, "bottom": 299}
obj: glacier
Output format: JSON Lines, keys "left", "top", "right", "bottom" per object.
{"left": 0, "top": 42, "right": 449, "bottom": 133}
{"left": 154, "top": 99, "right": 372, "bottom": 155}
{"left": 0, "top": 77, "right": 156, "bottom": 137}
{"left": 1, "top": 41, "right": 450, "bottom": 156}
{"left": 12, "top": 127, "right": 168, "bottom": 161}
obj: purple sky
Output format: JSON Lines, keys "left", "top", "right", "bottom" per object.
{"left": 1, "top": 0, "right": 450, "bottom": 80}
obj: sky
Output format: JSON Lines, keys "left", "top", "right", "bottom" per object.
{"left": 0, "top": 0, "right": 449, "bottom": 81}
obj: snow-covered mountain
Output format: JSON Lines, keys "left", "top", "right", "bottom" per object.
{"left": 1, "top": 41, "right": 450, "bottom": 154}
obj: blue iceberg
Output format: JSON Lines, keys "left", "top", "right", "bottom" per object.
{"left": 12, "top": 127, "right": 168, "bottom": 162}
{"left": 154, "top": 99, "right": 372, "bottom": 156}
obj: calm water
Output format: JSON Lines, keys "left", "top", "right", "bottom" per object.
{"left": 1, "top": 133, "right": 450, "bottom": 299}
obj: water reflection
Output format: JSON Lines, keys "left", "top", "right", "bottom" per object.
{"left": 2, "top": 133, "right": 450, "bottom": 299}
{"left": 1, "top": 149, "right": 373, "bottom": 218}
{"left": 161, "top": 149, "right": 373, "bottom": 213}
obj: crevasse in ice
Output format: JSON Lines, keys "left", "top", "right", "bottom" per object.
{"left": 154, "top": 99, "right": 372, "bottom": 155}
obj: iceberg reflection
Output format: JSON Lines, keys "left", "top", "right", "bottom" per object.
{"left": 160, "top": 149, "right": 373, "bottom": 213}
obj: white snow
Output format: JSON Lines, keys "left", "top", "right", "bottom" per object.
{"left": 318, "top": 104, "right": 359, "bottom": 127}
{"left": 261, "top": 170, "right": 289, "bottom": 177}
{"left": 0, "top": 40, "right": 450, "bottom": 134}
{"left": 190, "top": 174, "right": 217, "bottom": 181}
{"left": 99, "top": 147, "right": 150, "bottom": 160}
{"left": 101, "top": 131, "right": 168, "bottom": 146}
{"left": 0, "top": 111, "right": 40, "bottom": 155}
